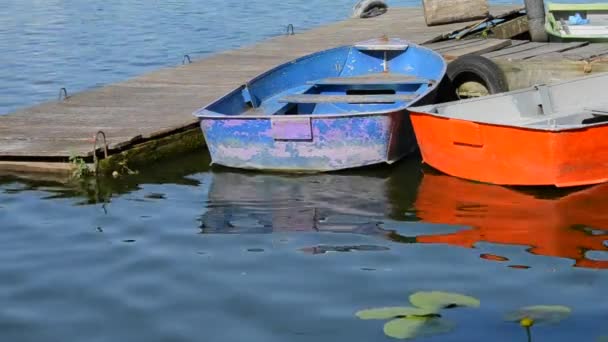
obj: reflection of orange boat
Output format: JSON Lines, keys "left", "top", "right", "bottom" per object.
{"left": 414, "top": 173, "right": 608, "bottom": 269}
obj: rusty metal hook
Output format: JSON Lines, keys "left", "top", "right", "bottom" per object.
{"left": 58, "top": 87, "right": 68, "bottom": 101}
{"left": 93, "top": 130, "right": 109, "bottom": 172}
{"left": 286, "top": 24, "right": 294, "bottom": 35}
{"left": 182, "top": 54, "right": 192, "bottom": 64}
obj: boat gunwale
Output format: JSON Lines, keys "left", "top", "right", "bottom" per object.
{"left": 409, "top": 72, "right": 608, "bottom": 132}
{"left": 546, "top": 2, "right": 608, "bottom": 12}
{"left": 409, "top": 110, "right": 608, "bottom": 133}
{"left": 192, "top": 39, "right": 446, "bottom": 120}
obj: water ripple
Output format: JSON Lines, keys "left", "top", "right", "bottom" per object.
{"left": 3, "top": 0, "right": 522, "bottom": 114}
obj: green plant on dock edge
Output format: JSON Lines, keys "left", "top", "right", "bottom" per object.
{"left": 68, "top": 153, "right": 92, "bottom": 180}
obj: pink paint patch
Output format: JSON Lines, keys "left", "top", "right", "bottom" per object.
{"left": 271, "top": 117, "right": 312, "bottom": 140}
{"left": 296, "top": 144, "right": 385, "bottom": 166}
{"left": 221, "top": 120, "right": 250, "bottom": 127}
{"left": 216, "top": 145, "right": 261, "bottom": 161}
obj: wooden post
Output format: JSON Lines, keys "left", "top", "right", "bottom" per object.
{"left": 422, "top": 0, "right": 489, "bottom": 26}
{"left": 524, "top": 0, "right": 548, "bottom": 42}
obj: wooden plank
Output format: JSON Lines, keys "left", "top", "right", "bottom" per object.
{"left": 482, "top": 42, "right": 548, "bottom": 58}
{"left": 278, "top": 94, "right": 417, "bottom": 104}
{"left": 434, "top": 39, "right": 497, "bottom": 53}
{"left": 422, "top": 0, "right": 489, "bottom": 26}
{"left": 495, "top": 59, "right": 608, "bottom": 90}
{"left": 490, "top": 15, "right": 529, "bottom": 39}
{"left": 504, "top": 40, "right": 531, "bottom": 48}
{"left": 493, "top": 42, "right": 588, "bottom": 60}
{"left": 531, "top": 43, "right": 608, "bottom": 61}
{"left": 442, "top": 39, "right": 512, "bottom": 59}
{"left": 424, "top": 38, "right": 483, "bottom": 50}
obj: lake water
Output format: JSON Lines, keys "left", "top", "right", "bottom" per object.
{"left": 0, "top": 0, "right": 528, "bottom": 115}
{"left": 2, "top": 152, "right": 608, "bottom": 342}
{"left": 2, "top": 0, "right": 608, "bottom": 341}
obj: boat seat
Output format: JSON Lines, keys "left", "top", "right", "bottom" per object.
{"left": 585, "top": 107, "right": 608, "bottom": 115}
{"left": 278, "top": 94, "right": 417, "bottom": 104}
{"left": 307, "top": 75, "right": 433, "bottom": 86}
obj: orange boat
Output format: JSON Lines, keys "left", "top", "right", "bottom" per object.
{"left": 408, "top": 73, "right": 608, "bottom": 187}
{"left": 413, "top": 172, "right": 608, "bottom": 269}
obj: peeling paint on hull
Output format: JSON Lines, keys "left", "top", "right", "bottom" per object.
{"left": 201, "top": 111, "right": 418, "bottom": 172}
{"left": 193, "top": 38, "right": 446, "bottom": 172}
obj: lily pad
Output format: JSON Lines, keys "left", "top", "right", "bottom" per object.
{"left": 383, "top": 316, "right": 455, "bottom": 340}
{"left": 596, "top": 335, "right": 608, "bottom": 342}
{"left": 356, "top": 306, "right": 437, "bottom": 320}
{"left": 409, "top": 291, "right": 480, "bottom": 311}
{"left": 504, "top": 305, "right": 571, "bottom": 325}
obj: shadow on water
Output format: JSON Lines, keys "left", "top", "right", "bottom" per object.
{"left": 0, "top": 151, "right": 213, "bottom": 204}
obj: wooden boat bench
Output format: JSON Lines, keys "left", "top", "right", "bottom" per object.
{"left": 306, "top": 75, "right": 434, "bottom": 86}
{"left": 278, "top": 93, "right": 417, "bottom": 104}
{"left": 585, "top": 106, "right": 608, "bottom": 115}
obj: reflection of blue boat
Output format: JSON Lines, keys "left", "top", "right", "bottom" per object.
{"left": 193, "top": 37, "right": 446, "bottom": 172}
{"left": 199, "top": 169, "right": 396, "bottom": 234}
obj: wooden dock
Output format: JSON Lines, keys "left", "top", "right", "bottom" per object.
{"left": 3, "top": 4, "right": 608, "bottom": 179}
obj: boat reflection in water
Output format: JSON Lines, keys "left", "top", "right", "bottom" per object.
{"left": 413, "top": 172, "right": 608, "bottom": 269}
{"left": 198, "top": 160, "right": 607, "bottom": 269}
{"left": 199, "top": 163, "right": 420, "bottom": 236}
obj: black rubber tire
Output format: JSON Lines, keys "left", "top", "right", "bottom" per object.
{"left": 352, "top": 0, "right": 388, "bottom": 18}
{"left": 445, "top": 55, "right": 508, "bottom": 100}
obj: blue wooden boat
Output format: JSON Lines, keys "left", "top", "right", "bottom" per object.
{"left": 193, "top": 37, "right": 446, "bottom": 172}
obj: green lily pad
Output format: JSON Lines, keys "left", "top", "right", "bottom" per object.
{"left": 383, "top": 316, "right": 455, "bottom": 339}
{"left": 504, "top": 305, "right": 571, "bottom": 325}
{"left": 409, "top": 291, "right": 480, "bottom": 311}
{"left": 356, "top": 306, "right": 438, "bottom": 320}
{"left": 596, "top": 336, "right": 608, "bottom": 342}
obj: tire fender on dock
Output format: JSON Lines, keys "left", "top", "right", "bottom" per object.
{"left": 444, "top": 55, "right": 508, "bottom": 100}
{"left": 352, "top": 0, "right": 388, "bottom": 18}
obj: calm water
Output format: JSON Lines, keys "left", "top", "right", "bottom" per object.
{"left": 2, "top": 0, "right": 608, "bottom": 341}
{"left": 0, "top": 0, "right": 529, "bottom": 115}
{"left": 1, "top": 152, "right": 608, "bottom": 341}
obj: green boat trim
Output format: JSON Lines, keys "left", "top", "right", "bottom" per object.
{"left": 545, "top": 2, "right": 608, "bottom": 42}
{"left": 546, "top": 2, "right": 608, "bottom": 12}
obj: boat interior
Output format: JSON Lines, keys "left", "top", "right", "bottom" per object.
{"left": 197, "top": 39, "right": 445, "bottom": 117}
{"left": 547, "top": 4, "right": 608, "bottom": 37}
{"left": 413, "top": 73, "right": 608, "bottom": 130}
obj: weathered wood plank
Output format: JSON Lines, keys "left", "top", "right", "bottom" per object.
{"left": 502, "top": 40, "right": 531, "bottom": 49}
{"left": 530, "top": 43, "right": 608, "bottom": 61}
{"left": 423, "top": 0, "right": 489, "bottom": 26}
{"left": 434, "top": 39, "right": 496, "bottom": 53}
{"left": 495, "top": 59, "right": 608, "bottom": 90}
{"left": 442, "top": 39, "right": 512, "bottom": 59}
{"left": 493, "top": 42, "right": 588, "bottom": 60}
{"left": 490, "top": 15, "right": 529, "bottom": 39}
{"left": 424, "top": 38, "right": 483, "bottom": 51}
{"left": 482, "top": 42, "right": 547, "bottom": 58}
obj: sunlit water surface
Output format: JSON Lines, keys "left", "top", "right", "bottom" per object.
{"left": 1, "top": 153, "right": 607, "bottom": 341}
{"left": 2, "top": 0, "right": 608, "bottom": 341}
{"left": 0, "top": 0, "right": 526, "bottom": 114}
